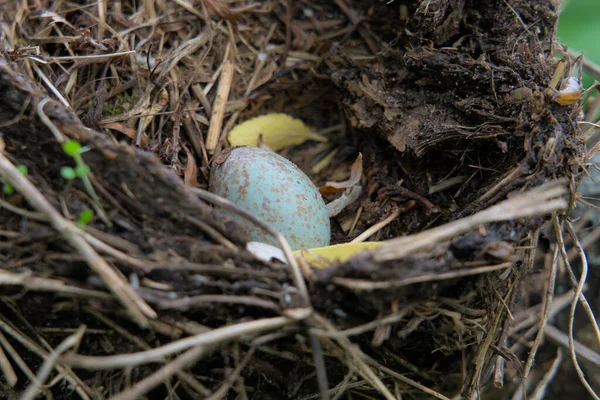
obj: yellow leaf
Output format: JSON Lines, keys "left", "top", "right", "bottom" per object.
{"left": 228, "top": 113, "right": 327, "bottom": 150}
{"left": 294, "top": 242, "right": 383, "bottom": 269}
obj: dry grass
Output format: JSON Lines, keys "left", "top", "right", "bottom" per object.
{"left": 0, "top": 1, "right": 599, "bottom": 399}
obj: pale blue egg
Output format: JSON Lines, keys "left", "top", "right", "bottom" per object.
{"left": 209, "top": 147, "right": 330, "bottom": 251}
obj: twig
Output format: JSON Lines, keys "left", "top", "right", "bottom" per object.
{"left": 333, "top": 262, "right": 512, "bottom": 291}
{"left": 350, "top": 207, "right": 400, "bottom": 243}
{"left": 476, "top": 164, "right": 527, "bottom": 205}
{"left": 20, "top": 326, "right": 86, "bottom": 400}
{"left": 556, "top": 222, "right": 600, "bottom": 400}
{"left": 0, "top": 269, "right": 113, "bottom": 300}
{"left": 0, "top": 315, "right": 93, "bottom": 399}
{"left": 333, "top": 0, "right": 378, "bottom": 54}
{"left": 96, "top": 0, "right": 106, "bottom": 41}
{"left": 0, "top": 197, "right": 47, "bottom": 220}
{"left": 109, "top": 346, "right": 206, "bottom": 400}
{"left": 567, "top": 48, "right": 600, "bottom": 82}
{"left": 530, "top": 348, "right": 563, "bottom": 400}
{"left": 512, "top": 291, "right": 574, "bottom": 332}
{"left": 494, "top": 280, "right": 520, "bottom": 391}
{"left": 30, "top": 65, "right": 71, "bottom": 109}
{"left": 83, "top": 307, "right": 211, "bottom": 397}
{"left": 206, "top": 60, "right": 234, "bottom": 152}
{"left": 365, "top": 357, "right": 451, "bottom": 400}
{"left": 158, "top": 294, "right": 280, "bottom": 312}
{"left": 298, "top": 378, "right": 368, "bottom": 400}
{"left": 330, "top": 373, "right": 359, "bottom": 400}
{"left": 503, "top": 0, "right": 532, "bottom": 34}
{"left": 37, "top": 98, "right": 67, "bottom": 143}
{"left": 280, "top": 0, "right": 292, "bottom": 67}
{"left": 173, "top": 0, "right": 204, "bottom": 19}
{"left": 564, "top": 222, "right": 600, "bottom": 346}
{"left": 523, "top": 232, "right": 559, "bottom": 378}
{"left": 374, "top": 180, "right": 567, "bottom": 262}
{"left": 544, "top": 325, "right": 600, "bottom": 367}
{"left": 469, "top": 283, "right": 516, "bottom": 397}
{"left": 83, "top": 307, "right": 150, "bottom": 350}
{"left": 184, "top": 214, "right": 238, "bottom": 252}
{"left": 61, "top": 316, "right": 293, "bottom": 370}
{"left": 0, "top": 331, "right": 36, "bottom": 385}
{"left": 494, "top": 349, "right": 505, "bottom": 389}
{"left": 310, "top": 308, "right": 412, "bottom": 339}
{"left": 508, "top": 290, "right": 574, "bottom": 358}
{"left": 84, "top": 226, "right": 141, "bottom": 253}
{"left": 47, "top": 51, "right": 136, "bottom": 62}
{"left": 81, "top": 232, "right": 151, "bottom": 272}
{"left": 0, "top": 153, "right": 156, "bottom": 327}
{"left": 205, "top": 347, "right": 257, "bottom": 400}
{"left": 155, "top": 32, "right": 213, "bottom": 82}
{"left": 0, "top": 334, "right": 17, "bottom": 387}
{"left": 310, "top": 333, "right": 330, "bottom": 400}
{"left": 313, "top": 314, "right": 396, "bottom": 400}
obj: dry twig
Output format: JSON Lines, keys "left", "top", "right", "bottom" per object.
{"left": 206, "top": 59, "right": 235, "bottom": 152}
{"left": 374, "top": 180, "right": 567, "bottom": 262}
{"left": 62, "top": 316, "right": 293, "bottom": 370}
{"left": 19, "top": 326, "right": 86, "bottom": 400}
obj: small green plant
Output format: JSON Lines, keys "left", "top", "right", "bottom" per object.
{"left": 60, "top": 140, "right": 110, "bottom": 227}
{"left": 60, "top": 164, "right": 90, "bottom": 180}
{"left": 2, "top": 164, "right": 28, "bottom": 194}
{"left": 60, "top": 140, "right": 90, "bottom": 180}
{"left": 77, "top": 208, "right": 95, "bottom": 229}
{"left": 60, "top": 140, "right": 97, "bottom": 202}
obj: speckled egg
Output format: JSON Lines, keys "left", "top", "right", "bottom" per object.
{"left": 209, "top": 147, "right": 330, "bottom": 251}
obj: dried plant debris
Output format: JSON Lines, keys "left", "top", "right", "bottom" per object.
{"left": 0, "top": 0, "right": 598, "bottom": 399}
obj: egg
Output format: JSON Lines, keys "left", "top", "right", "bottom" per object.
{"left": 209, "top": 147, "right": 330, "bottom": 251}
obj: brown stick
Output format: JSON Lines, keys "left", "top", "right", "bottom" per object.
{"left": 206, "top": 60, "right": 235, "bottom": 152}
{"left": 61, "top": 316, "right": 292, "bottom": 370}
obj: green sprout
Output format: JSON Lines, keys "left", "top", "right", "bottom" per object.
{"left": 2, "top": 164, "right": 28, "bottom": 195}
{"left": 77, "top": 208, "right": 95, "bottom": 229}
{"left": 60, "top": 141, "right": 95, "bottom": 194}
{"left": 60, "top": 166, "right": 76, "bottom": 180}
{"left": 60, "top": 164, "right": 90, "bottom": 180}
{"left": 60, "top": 140, "right": 110, "bottom": 227}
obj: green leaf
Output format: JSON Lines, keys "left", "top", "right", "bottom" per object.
{"left": 62, "top": 140, "right": 82, "bottom": 156}
{"left": 78, "top": 208, "right": 94, "bottom": 228}
{"left": 75, "top": 164, "right": 90, "bottom": 177}
{"left": 16, "top": 165, "right": 28, "bottom": 175}
{"left": 60, "top": 166, "right": 76, "bottom": 180}
{"left": 2, "top": 183, "right": 14, "bottom": 195}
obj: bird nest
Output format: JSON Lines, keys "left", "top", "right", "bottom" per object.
{"left": 1, "top": 1, "right": 599, "bottom": 399}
